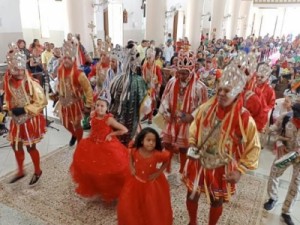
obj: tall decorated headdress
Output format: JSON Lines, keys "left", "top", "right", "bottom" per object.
{"left": 219, "top": 62, "right": 247, "bottom": 98}
{"left": 257, "top": 63, "right": 272, "bottom": 82}
{"left": 145, "top": 47, "right": 155, "bottom": 61}
{"left": 62, "top": 40, "right": 77, "bottom": 59}
{"left": 232, "top": 51, "right": 258, "bottom": 78}
{"left": 6, "top": 42, "right": 27, "bottom": 74}
{"left": 177, "top": 48, "right": 196, "bottom": 73}
{"left": 110, "top": 44, "right": 125, "bottom": 62}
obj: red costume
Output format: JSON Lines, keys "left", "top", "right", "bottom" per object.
{"left": 117, "top": 148, "right": 173, "bottom": 225}
{"left": 4, "top": 44, "right": 47, "bottom": 185}
{"left": 57, "top": 42, "right": 93, "bottom": 146}
{"left": 70, "top": 114, "right": 129, "bottom": 201}
{"left": 257, "top": 81, "right": 275, "bottom": 127}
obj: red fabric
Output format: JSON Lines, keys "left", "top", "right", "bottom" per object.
{"left": 186, "top": 200, "right": 199, "bottom": 225}
{"left": 179, "top": 152, "right": 187, "bottom": 174}
{"left": 75, "top": 127, "right": 83, "bottom": 143}
{"left": 117, "top": 149, "right": 173, "bottom": 225}
{"left": 244, "top": 92, "right": 264, "bottom": 132}
{"left": 209, "top": 206, "right": 223, "bottom": 225}
{"left": 9, "top": 114, "right": 46, "bottom": 145}
{"left": 14, "top": 150, "right": 25, "bottom": 176}
{"left": 70, "top": 115, "right": 129, "bottom": 201}
{"left": 257, "top": 82, "right": 276, "bottom": 127}
{"left": 28, "top": 148, "right": 41, "bottom": 174}
{"left": 293, "top": 118, "right": 300, "bottom": 129}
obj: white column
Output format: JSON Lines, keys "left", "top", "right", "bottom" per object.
{"left": 176, "top": 9, "right": 185, "bottom": 42}
{"left": 210, "top": 0, "right": 227, "bottom": 39}
{"left": 239, "top": 0, "right": 253, "bottom": 38}
{"left": 65, "top": 0, "right": 94, "bottom": 53}
{"left": 0, "top": 0, "right": 23, "bottom": 62}
{"left": 145, "top": 0, "right": 166, "bottom": 45}
{"left": 229, "top": 0, "right": 241, "bottom": 38}
{"left": 108, "top": 2, "right": 123, "bottom": 46}
{"left": 185, "top": 0, "right": 205, "bottom": 50}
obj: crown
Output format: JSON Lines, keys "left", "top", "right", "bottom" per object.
{"left": 97, "top": 90, "right": 111, "bottom": 105}
{"left": 257, "top": 63, "right": 272, "bottom": 79}
{"left": 177, "top": 49, "right": 196, "bottom": 73}
{"left": 145, "top": 47, "right": 155, "bottom": 60}
{"left": 110, "top": 44, "right": 125, "bottom": 62}
{"left": 219, "top": 62, "right": 247, "bottom": 98}
{"left": 232, "top": 51, "right": 258, "bottom": 76}
{"left": 6, "top": 42, "right": 27, "bottom": 73}
{"left": 62, "top": 41, "right": 77, "bottom": 58}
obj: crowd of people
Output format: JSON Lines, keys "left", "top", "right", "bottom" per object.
{"left": 1, "top": 31, "right": 300, "bottom": 225}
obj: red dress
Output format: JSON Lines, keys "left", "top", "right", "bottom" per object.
{"left": 117, "top": 149, "right": 173, "bottom": 225}
{"left": 70, "top": 114, "right": 130, "bottom": 201}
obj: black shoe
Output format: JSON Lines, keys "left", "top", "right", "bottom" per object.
{"left": 264, "top": 198, "right": 277, "bottom": 210}
{"left": 29, "top": 171, "right": 42, "bottom": 185}
{"left": 281, "top": 213, "right": 295, "bottom": 225}
{"left": 69, "top": 136, "right": 77, "bottom": 146}
{"left": 9, "top": 174, "right": 26, "bottom": 184}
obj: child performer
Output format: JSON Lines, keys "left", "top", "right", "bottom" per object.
{"left": 117, "top": 127, "right": 173, "bottom": 225}
{"left": 70, "top": 91, "right": 130, "bottom": 202}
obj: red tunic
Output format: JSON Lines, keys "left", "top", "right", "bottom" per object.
{"left": 70, "top": 114, "right": 130, "bottom": 201}
{"left": 117, "top": 149, "right": 173, "bottom": 225}
{"left": 4, "top": 73, "right": 46, "bottom": 145}
{"left": 257, "top": 81, "right": 276, "bottom": 128}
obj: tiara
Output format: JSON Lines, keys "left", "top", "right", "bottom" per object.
{"left": 6, "top": 42, "right": 27, "bottom": 72}
{"left": 177, "top": 49, "right": 195, "bottom": 73}
{"left": 97, "top": 90, "right": 111, "bottom": 105}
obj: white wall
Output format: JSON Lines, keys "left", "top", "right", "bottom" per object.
{"left": 20, "top": 0, "right": 66, "bottom": 47}
{"left": 0, "top": 0, "right": 23, "bottom": 62}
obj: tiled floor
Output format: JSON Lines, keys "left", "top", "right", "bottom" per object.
{"left": 0, "top": 101, "right": 299, "bottom": 225}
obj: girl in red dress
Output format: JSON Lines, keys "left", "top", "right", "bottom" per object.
{"left": 70, "top": 93, "right": 130, "bottom": 202}
{"left": 117, "top": 127, "right": 173, "bottom": 225}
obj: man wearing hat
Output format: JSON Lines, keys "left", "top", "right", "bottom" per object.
{"left": 264, "top": 102, "right": 300, "bottom": 225}
{"left": 4, "top": 43, "right": 47, "bottom": 185}
{"left": 159, "top": 48, "right": 208, "bottom": 184}
{"left": 183, "top": 62, "right": 261, "bottom": 225}
{"left": 57, "top": 41, "right": 93, "bottom": 146}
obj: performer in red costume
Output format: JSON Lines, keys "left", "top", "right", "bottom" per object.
{"left": 183, "top": 62, "right": 261, "bottom": 225}
{"left": 159, "top": 47, "right": 208, "bottom": 185}
{"left": 4, "top": 43, "right": 47, "bottom": 185}
{"left": 235, "top": 52, "right": 265, "bottom": 132}
{"left": 142, "top": 48, "right": 163, "bottom": 124}
{"left": 256, "top": 63, "right": 276, "bottom": 128}
{"left": 57, "top": 41, "right": 93, "bottom": 146}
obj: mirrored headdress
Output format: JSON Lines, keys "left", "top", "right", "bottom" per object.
{"left": 62, "top": 41, "right": 77, "bottom": 58}
{"left": 219, "top": 62, "right": 247, "bottom": 98}
{"left": 6, "top": 42, "right": 27, "bottom": 74}
{"left": 257, "top": 63, "right": 272, "bottom": 82}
